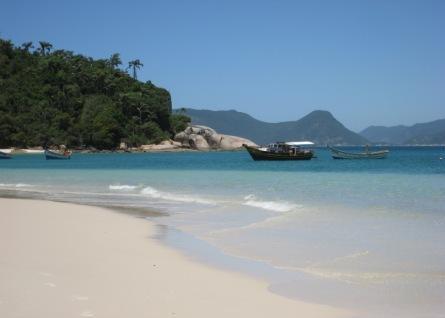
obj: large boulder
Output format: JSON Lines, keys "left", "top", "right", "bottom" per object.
{"left": 188, "top": 134, "right": 210, "bottom": 150}
{"left": 218, "top": 135, "right": 256, "bottom": 150}
{"left": 174, "top": 125, "right": 257, "bottom": 151}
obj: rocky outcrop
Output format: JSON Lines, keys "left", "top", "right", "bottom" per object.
{"left": 174, "top": 125, "right": 257, "bottom": 151}
{"left": 140, "top": 140, "right": 184, "bottom": 152}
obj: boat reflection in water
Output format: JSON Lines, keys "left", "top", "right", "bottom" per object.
{"left": 243, "top": 141, "right": 315, "bottom": 161}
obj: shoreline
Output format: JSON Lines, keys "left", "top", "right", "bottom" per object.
{"left": 0, "top": 198, "right": 352, "bottom": 318}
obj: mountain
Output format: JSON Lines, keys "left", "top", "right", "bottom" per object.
{"left": 176, "top": 108, "right": 368, "bottom": 145}
{"left": 360, "top": 119, "right": 445, "bottom": 145}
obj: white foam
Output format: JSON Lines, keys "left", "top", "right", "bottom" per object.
{"left": 0, "top": 183, "right": 33, "bottom": 188}
{"left": 140, "top": 186, "right": 214, "bottom": 205}
{"left": 243, "top": 194, "right": 300, "bottom": 212}
{"left": 108, "top": 184, "right": 138, "bottom": 191}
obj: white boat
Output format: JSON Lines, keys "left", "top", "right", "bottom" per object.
{"left": 0, "top": 148, "right": 14, "bottom": 154}
{"left": 44, "top": 149, "right": 72, "bottom": 160}
{"left": 0, "top": 151, "right": 12, "bottom": 159}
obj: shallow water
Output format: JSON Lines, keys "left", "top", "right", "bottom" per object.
{"left": 1, "top": 147, "right": 445, "bottom": 317}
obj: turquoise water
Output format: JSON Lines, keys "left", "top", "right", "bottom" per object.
{"left": 1, "top": 147, "right": 445, "bottom": 317}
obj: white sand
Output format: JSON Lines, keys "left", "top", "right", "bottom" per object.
{"left": 0, "top": 198, "right": 352, "bottom": 318}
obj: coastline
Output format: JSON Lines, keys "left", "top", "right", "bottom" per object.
{"left": 0, "top": 198, "right": 352, "bottom": 318}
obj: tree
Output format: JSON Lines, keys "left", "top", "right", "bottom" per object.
{"left": 0, "top": 37, "right": 181, "bottom": 149}
{"left": 20, "top": 41, "right": 33, "bottom": 52}
{"left": 38, "top": 41, "right": 53, "bottom": 56}
{"left": 80, "top": 95, "right": 123, "bottom": 149}
{"left": 128, "top": 59, "right": 143, "bottom": 79}
{"left": 170, "top": 113, "right": 190, "bottom": 134}
{"left": 108, "top": 53, "right": 122, "bottom": 69}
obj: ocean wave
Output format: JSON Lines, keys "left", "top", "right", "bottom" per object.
{"left": 243, "top": 194, "right": 300, "bottom": 212}
{"left": 283, "top": 266, "right": 445, "bottom": 285}
{"left": 140, "top": 186, "right": 215, "bottom": 205}
{"left": 109, "top": 184, "right": 138, "bottom": 191}
{"left": 0, "top": 183, "right": 33, "bottom": 188}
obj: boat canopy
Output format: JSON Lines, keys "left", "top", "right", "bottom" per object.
{"left": 284, "top": 141, "right": 314, "bottom": 146}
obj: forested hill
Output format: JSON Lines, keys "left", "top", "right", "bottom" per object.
{"left": 360, "top": 119, "right": 445, "bottom": 145}
{"left": 178, "top": 108, "right": 368, "bottom": 145}
{"left": 0, "top": 38, "right": 189, "bottom": 149}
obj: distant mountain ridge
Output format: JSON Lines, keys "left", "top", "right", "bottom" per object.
{"left": 360, "top": 119, "right": 445, "bottom": 145}
{"left": 175, "top": 108, "right": 368, "bottom": 145}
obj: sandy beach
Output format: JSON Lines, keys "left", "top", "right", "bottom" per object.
{"left": 0, "top": 198, "right": 351, "bottom": 318}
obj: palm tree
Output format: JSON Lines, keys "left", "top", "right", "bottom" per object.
{"left": 21, "top": 41, "right": 33, "bottom": 52}
{"left": 128, "top": 59, "right": 143, "bottom": 79}
{"left": 38, "top": 41, "right": 53, "bottom": 56}
{"left": 108, "top": 53, "right": 122, "bottom": 69}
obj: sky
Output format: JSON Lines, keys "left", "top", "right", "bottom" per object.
{"left": 1, "top": 0, "right": 444, "bottom": 131}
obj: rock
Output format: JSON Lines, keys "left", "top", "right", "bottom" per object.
{"left": 188, "top": 134, "right": 210, "bottom": 150}
{"left": 119, "top": 142, "right": 128, "bottom": 150}
{"left": 219, "top": 135, "right": 256, "bottom": 150}
{"left": 174, "top": 125, "right": 257, "bottom": 151}
{"left": 185, "top": 125, "right": 216, "bottom": 135}
{"left": 140, "top": 139, "right": 184, "bottom": 152}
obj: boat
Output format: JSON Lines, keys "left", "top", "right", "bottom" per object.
{"left": 44, "top": 149, "right": 72, "bottom": 160}
{"left": 0, "top": 151, "right": 12, "bottom": 159}
{"left": 243, "top": 141, "right": 315, "bottom": 161}
{"left": 327, "top": 145, "right": 389, "bottom": 159}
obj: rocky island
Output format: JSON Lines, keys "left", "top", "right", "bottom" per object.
{"left": 139, "top": 125, "right": 257, "bottom": 152}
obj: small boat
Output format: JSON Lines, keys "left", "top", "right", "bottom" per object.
{"left": 44, "top": 149, "right": 72, "bottom": 160}
{"left": 244, "top": 141, "right": 315, "bottom": 161}
{"left": 0, "top": 151, "right": 12, "bottom": 159}
{"left": 328, "top": 145, "right": 389, "bottom": 159}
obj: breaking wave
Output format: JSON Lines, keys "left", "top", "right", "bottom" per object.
{"left": 108, "top": 184, "right": 138, "bottom": 191}
{"left": 0, "top": 183, "right": 33, "bottom": 188}
{"left": 140, "top": 186, "right": 215, "bottom": 205}
{"left": 243, "top": 194, "right": 300, "bottom": 212}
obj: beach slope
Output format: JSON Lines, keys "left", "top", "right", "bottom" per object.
{"left": 0, "top": 198, "right": 351, "bottom": 318}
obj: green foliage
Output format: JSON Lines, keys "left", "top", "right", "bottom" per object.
{"left": 170, "top": 114, "right": 191, "bottom": 134}
{"left": 0, "top": 38, "right": 188, "bottom": 149}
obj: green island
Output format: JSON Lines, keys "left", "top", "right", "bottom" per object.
{"left": 0, "top": 38, "right": 190, "bottom": 149}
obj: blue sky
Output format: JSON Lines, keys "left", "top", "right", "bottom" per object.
{"left": 1, "top": 0, "right": 444, "bottom": 131}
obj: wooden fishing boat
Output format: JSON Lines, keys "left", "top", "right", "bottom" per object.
{"left": 44, "top": 149, "right": 72, "bottom": 160}
{"left": 244, "top": 141, "right": 315, "bottom": 161}
{"left": 328, "top": 145, "right": 388, "bottom": 159}
{"left": 0, "top": 151, "right": 12, "bottom": 159}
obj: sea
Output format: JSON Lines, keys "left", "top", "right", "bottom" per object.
{"left": 1, "top": 147, "right": 444, "bottom": 317}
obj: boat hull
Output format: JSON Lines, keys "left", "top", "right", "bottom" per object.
{"left": 244, "top": 145, "right": 313, "bottom": 161}
{"left": 328, "top": 146, "right": 388, "bottom": 159}
{"left": 44, "top": 150, "right": 71, "bottom": 160}
{"left": 0, "top": 151, "right": 12, "bottom": 159}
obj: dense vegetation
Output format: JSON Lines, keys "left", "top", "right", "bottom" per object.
{"left": 0, "top": 38, "right": 190, "bottom": 149}
{"left": 180, "top": 108, "right": 368, "bottom": 145}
